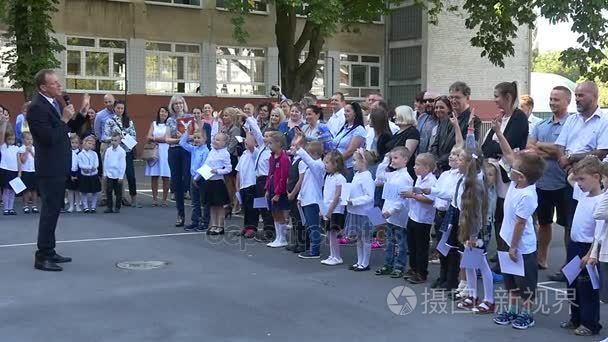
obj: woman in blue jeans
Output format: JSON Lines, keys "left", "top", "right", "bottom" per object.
{"left": 164, "top": 95, "right": 195, "bottom": 227}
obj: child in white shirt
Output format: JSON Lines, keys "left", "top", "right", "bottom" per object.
{"left": 77, "top": 135, "right": 101, "bottom": 213}
{"left": 67, "top": 135, "right": 82, "bottom": 213}
{"left": 320, "top": 150, "right": 348, "bottom": 265}
{"left": 0, "top": 117, "right": 19, "bottom": 215}
{"left": 402, "top": 153, "right": 437, "bottom": 284}
{"left": 202, "top": 132, "right": 232, "bottom": 235}
{"left": 375, "top": 146, "right": 414, "bottom": 278}
{"left": 18, "top": 132, "right": 38, "bottom": 213}
{"left": 103, "top": 133, "right": 126, "bottom": 213}
{"left": 343, "top": 148, "right": 376, "bottom": 271}
{"left": 236, "top": 130, "right": 258, "bottom": 237}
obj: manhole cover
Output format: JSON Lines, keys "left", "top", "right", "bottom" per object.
{"left": 116, "top": 261, "right": 169, "bottom": 270}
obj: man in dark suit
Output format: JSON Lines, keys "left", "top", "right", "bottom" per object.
{"left": 27, "top": 69, "right": 75, "bottom": 271}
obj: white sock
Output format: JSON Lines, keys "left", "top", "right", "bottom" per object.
{"left": 465, "top": 268, "right": 477, "bottom": 299}
{"left": 67, "top": 191, "right": 74, "bottom": 209}
{"left": 279, "top": 223, "right": 288, "bottom": 243}
{"left": 361, "top": 239, "right": 371, "bottom": 268}
{"left": 81, "top": 193, "right": 89, "bottom": 209}
{"left": 356, "top": 239, "right": 363, "bottom": 266}
{"left": 480, "top": 258, "right": 494, "bottom": 303}
{"left": 329, "top": 230, "right": 340, "bottom": 259}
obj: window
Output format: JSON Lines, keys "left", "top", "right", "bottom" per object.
{"left": 389, "top": 46, "right": 421, "bottom": 81}
{"left": 216, "top": 0, "right": 267, "bottom": 13}
{"left": 299, "top": 52, "right": 325, "bottom": 97}
{"left": 146, "top": 0, "right": 201, "bottom": 7}
{"left": 216, "top": 46, "right": 266, "bottom": 96}
{"left": 390, "top": 6, "right": 422, "bottom": 41}
{"left": 65, "top": 37, "right": 126, "bottom": 92}
{"left": 145, "top": 41, "right": 201, "bottom": 94}
{"left": 339, "top": 53, "right": 381, "bottom": 99}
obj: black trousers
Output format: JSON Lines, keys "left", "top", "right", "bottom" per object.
{"left": 289, "top": 198, "right": 309, "bottom": 249}
{"left": 37, "top": 176, "right": 66, "bottom": 257}
{"left": 407, "top": 219, "right": 432, "bottom": 277}
{"left": 240, "top": 185, "right": 257, "bottom": 229}
{"left": 125, "top": 151, "right": 137, "bottom": 197}
{"left": 568, "top": 241, "right": 602, "bottom": 334}
{"left": 106, "top": 178, "right": 123, "bottom": 210}
{"left": 255, "top": 176, "right": 274, "bottom": 236}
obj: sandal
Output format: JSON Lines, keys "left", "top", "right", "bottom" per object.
{"left": 472, "top": 301, "right": 496, "bottom": 314}
{"left": 390, "top": 269, "right": 405, "bottom": 278}
{"left": 375, "top": 266, "right": 393, "bottom": 276}
{"left": 457, "top": 296, "right": 478, "bottom": 310}
{"left": 574, "top": 325, "right": 594, "bottom": 336}
{"left": 161, "top": 201, "right": 168, "bottom": 207}
{"left": 152, "top": 200, "right": 158, "bottom": 207}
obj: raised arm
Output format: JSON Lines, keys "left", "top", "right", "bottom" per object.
{"left": 492, "top": 117, "right": 515, "bottom": 166}
{"left": 244, "top": 116, "right": 264, "bottom": 147}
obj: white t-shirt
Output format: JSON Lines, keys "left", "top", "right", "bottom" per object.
{"left": 0, "top": 144, "right": 19, "bottom": 171}
{"left": 323, "top": 173, "right": 347, "bottom": 216}
{"left": 499, "top": 182, "right": 538, "bottom": 254}
{"left": 382, "top": 168, "right": 414, "bottom": 227}
{"left": 236, "top": 149, "right": 256, "bottom": 189}
{"left": 571, "top": 184, "right": 604, "bottom": 243}
{"left": 17, "top": 145, "right": 35, "bottom": 172}
{"left": 297, "top": 158, "right": 324, "bottom": 207}
{"left": 408, "top": 173, "right": 437, "bottom": 224}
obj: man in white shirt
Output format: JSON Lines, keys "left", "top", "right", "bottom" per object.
{"left": 326, "top": 92, "right": 346, "bottom": 137}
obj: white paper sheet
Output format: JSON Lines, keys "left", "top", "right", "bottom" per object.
{"left": 196, "top": 164, "right": 214, "bottom": 180}
{"left": 298, "top": 205, "right": 306, "bottom": 225}
{"left": 122, "top": 134, "right": 137, "bottom": 150}
{"left": 562, "top": 256, "right": 583, "bottom": 285}
{"left": 340, "top": 183, "right": 352, "bottom": 202}
{"left": 497, "top": 251, "right": 525, "bottom": 277}
{"left": 587, "top": 264, "right": 601, "bottom": 290}
{"left": 235, "top": 136, "right": 244, "bottom": 143}
{"left": 436, "top": 225, "right": 452, "bottom": 257}
{"left": 9, "top": 177, "right": 26, "bottom": 194}
{"left": 366, "top": 207, "right": 386, "bottom": 226}
{"left": 253, "top": 197, "right": 268, "bottom": 209}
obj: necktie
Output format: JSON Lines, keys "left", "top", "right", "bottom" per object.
{"left": 52, "top": 99, "right": 61, "bottom": 117}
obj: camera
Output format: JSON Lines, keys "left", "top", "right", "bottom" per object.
{"left": 270, "top": 85, "right": 281, "bottom": 97}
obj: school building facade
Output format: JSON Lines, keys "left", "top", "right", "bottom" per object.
{"left": 0, "top": 0, "right": 531, "bottom": 145}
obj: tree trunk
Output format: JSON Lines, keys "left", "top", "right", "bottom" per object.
{"left": 274, "top": 3, "right": 325, "bottom": 101}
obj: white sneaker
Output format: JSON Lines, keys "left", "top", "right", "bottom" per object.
{"left": 267, "top": 240, "right": 281, "bottom": 248}
{"left": 75, "top": 205, "right": 82, "bottom": 212}
{"left": 324, "top": 257, "right": 343, "bottom": 266}
{"left": 274, "top": 240, "right": 288, "bottom": 248}
{"left": 321, "top": 257, "right": 335, "bottom": 265}
{"left": 331, "top": 257, "right": 343, "bottom": 265}
{"left": 67, "top": 206, "right": 74, "bottom": 213}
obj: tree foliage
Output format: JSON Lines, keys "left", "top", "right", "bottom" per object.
{"left": 0, "top": 0, "right": 64, "bottom": 100}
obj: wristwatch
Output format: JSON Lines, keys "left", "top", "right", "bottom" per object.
{"left": 565, "top": 153, "right": 572, "bottom": 162}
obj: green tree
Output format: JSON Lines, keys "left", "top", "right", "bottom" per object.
{"left": 532, "top": 51, "right": 580, "bottom": 81}
{"left": 224, "top": 0, "right": 401, "bottom": 100}
{"left": 0, "top": 0, "right": 64, "bottom": 100}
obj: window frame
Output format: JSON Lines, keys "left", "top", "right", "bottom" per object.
{"left": 299, "top": 51, "right": 326, "bottom": 98}
{"left": 145, "top": 41, "right": 202, "bottom": 95}
{"left": 215, "top": 0, "right": 269, "bottom": 15}
{"left": 64, "top": 35, "right": 127, "bottom": 94}
{"left": 338, "top": 53, "right": 382, "bottom": 100}
{"left": 216, "top": 45, "right": 267, "bottom": 97}
{"left": 145, "top": 0, "right": 202, "bottom": 9}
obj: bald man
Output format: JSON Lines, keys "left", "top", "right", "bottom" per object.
{"left": 94, "top": 94, "right": 115, "bottom": 206}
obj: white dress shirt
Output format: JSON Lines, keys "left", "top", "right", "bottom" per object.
{"left": 103, "top": 145, "right": 126, "bottom": 179}
{"left": 346, "top": 170, "right": 375, "bottom": 215}
{"left": 18, "top": 145, "right": 35, "bottom": 172}
{"left": 77, "top": 149, "right": 99, "bottom": 176}
{"left": 296, "top": 148, "right": 325, "bottom": 207}
{"left": 326, "top": 107, "right": 345, "bottom": 137}
{"left": 0, "top": 144, "right": 19, "bottom": 171}
{"left": 236, "top": 149, "right": 256, "bottom": 189}
{"left": 204, "top": 147, "right": 232, "bottom": 180}
{"left": 382, "top": 168, "right": 414, "bottom": 227}
{"left": 408, "top": 173, "right": 437, "bottom": 224}
{"left": 324, "top": 173, "right": 347, "bottom": 215}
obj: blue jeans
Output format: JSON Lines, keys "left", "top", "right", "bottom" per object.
{"left": 168, "top": 146, "right": 191, "bottom": 218}
{"left": 384, "top": 223, "right": 408, "bottom": 270}
{"left": 125, "top": 151, "right": 137, "bottom": 196}
{"left": 190, "top": 179, "right": 210, "bottom": 229}
{"left": 302, "top": 204, "right": 321, "bottom": 255}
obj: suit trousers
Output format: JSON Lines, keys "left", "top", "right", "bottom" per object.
{"left": 37, "top": 176, "right": 66, "bottom": 257}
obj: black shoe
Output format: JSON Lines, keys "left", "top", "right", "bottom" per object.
{"left": 285, "top": 245, "right": 295, "bottom": 251}
{"left": 90, "top": 208, "right": 97, "bottom": 214}
{"left": 175, "top": 217, "right": 185, "bottom": 227}
{"left": 292, "top": 246, "right": 305, "bottom": 253}
{"left": 34, "top": 258, "right": 63, "bottom": 272}
{"left": 83, "top": 208, "right": 90, "bottom": 214}
{"left": 548, "top": 272, "right": 567, "bottom": 282}
{"left": 184, "top": 223, "right": 199, "bottom": 232}
{"left": 114, "top": 208, "right": 120, "bottom": 214}
{"left": 104, "top": 209, "right": 114, "bottom": 214}
{"left": 51, "top": 253, "right": 72, "bottom": 263}
{"left": 122, "top": 198, "right": 132, "bottom": 207}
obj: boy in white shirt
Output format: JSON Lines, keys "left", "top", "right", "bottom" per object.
{"left": 402, "top": 153, "right": 437, "bottom": 284}
{"left": 492, "top": 119, "right": 547, "bottom": 330}
{"left": 103, "top": 133, "right": 126, "bottom": 213}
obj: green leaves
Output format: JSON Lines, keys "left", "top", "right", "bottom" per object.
{"left": 1, "top": 0, "right": 64, "bottom": 99}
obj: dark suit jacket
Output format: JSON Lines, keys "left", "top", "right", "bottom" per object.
{"left": 27, "top": 93, "right": 71, "bottom": 178}
{"left": 430, "top": 108, "right": 482, "bottom": 171}
{"left": 481, "top": 108, "right": 529, "bottom": 159}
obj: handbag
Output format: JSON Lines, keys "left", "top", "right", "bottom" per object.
{"left": 141, "top": 142, "right": 159, "bottom": 161}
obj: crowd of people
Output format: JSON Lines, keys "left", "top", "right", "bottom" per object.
{"left": 2, "top": 75, "right": 608, "bottom": 337}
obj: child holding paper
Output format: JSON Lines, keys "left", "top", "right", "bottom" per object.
{"left": 375, "top": 146, "right": 413, "bottom": 278}
{"left": 559, "top": 156, "right": 604, "bottom": 336}
{"left": 179, "top": 127, "right": 210, "bottom": 231}
{"left": 344, "top": 148, "right": 376, "bottom": 271}
{"left": 490, "top": 117, "right": 546, "bottom": 330}
{"left": 201, "top": 132, "right": 232, "bottom": 235}
{"left": 18, "top": 132, "right": 38, "bottom": 213}
{"left": 265, "top": 131, "right": 291, "bottom": 248}
{"left": 236, "top": 130, "right": 259, "bottom": 238}
{"left": 77, "top": 135, "right": 101, "bottom": 213}
{"left": 0, "top": 115, "right": 19, "bottom": 215}
{"left": 292, "top": 138, "right": 325, "bottom": 258}
{"left": 401, "top": 153, "right": 437, "bottom": 284}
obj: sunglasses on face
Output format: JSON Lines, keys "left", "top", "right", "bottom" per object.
{"left": 423, "top": 99, "right": 434, "bottom": 103}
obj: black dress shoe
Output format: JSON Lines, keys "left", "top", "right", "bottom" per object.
{"left": 51, "top": 253, "right": 72, "bottom": 263}
{"left": 548, "top": 272, "right": 567, "bottom": 282}
{"left": 34, "top": 259, "right": 63, "bottom": 272}
{"left": 175, "top": 217, "right": 185, "bottom": 227}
